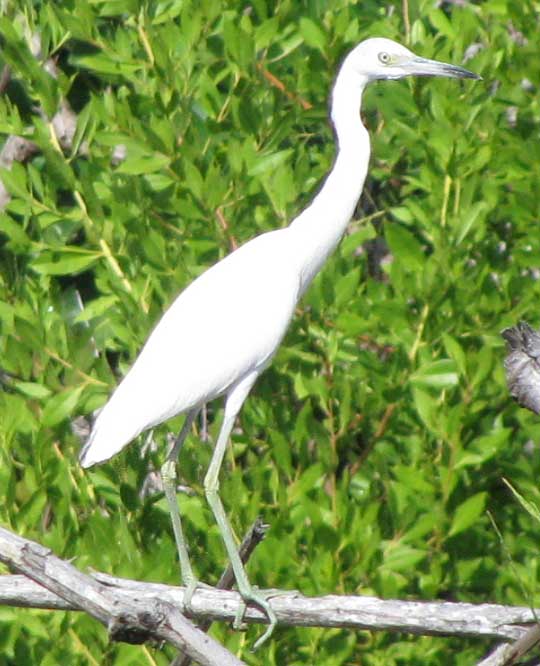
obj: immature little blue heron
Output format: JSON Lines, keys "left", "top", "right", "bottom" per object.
{"left": 80, "top": 38, "right": 479, "bottom": 646}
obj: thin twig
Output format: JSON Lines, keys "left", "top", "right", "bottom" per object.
{"left": 215, "top": 206, "right": 238, "bottom": 251}
{"left": 0, "top": 64, "right": 11, "bottom": 94}
{"left": 256, "top": 63, "right": 312, "bottom": 110}
{"left": 173, "top": 517, "right": 269, "bottom": 666}
{"left": 402, "top": 0, "right": 411, "bottom": 44}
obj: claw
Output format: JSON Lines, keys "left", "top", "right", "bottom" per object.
{"left": 233, "top": 586, "right": 277, "bottom": 650}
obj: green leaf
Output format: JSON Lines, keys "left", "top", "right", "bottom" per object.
{"left": 75, "top": 295, "right": 118, "bottom": 323}
{"left": 502, "top": 479, "right": 540, "bottom": 524}
{"left": 412, "top": 387, "right": 438, "bottom": 433}
{"left": 289, "top": 463, "right": 325, "bottom": 501}
{"left": 223, "top": 16, "right": 253, "bottom": 68}
{"left": 270, "top": 430, "right": 293, "bottom": 477}
{"left": 70, "top": 52, "right": 141, "bottom": 77}
{"left": 455, "top": 429, "right": 511, "bottom": 469}
{"left": 31, "top": 252, "right": 100, "bottom": 276}
{"left": 42, "top": 386, "right": 84, "bottom": 427}
{"left": 428, "top": 10, "right": 456, "bottom": 39}
{"left": 0, "top": 163, "right": 29, "bottom": 199}
{"left": 390, "top": 206, "right": 414, "bottom": 224}
{"left": 0, "top": 18, "right": 59, "bottom": 116}
{"left": 449, "top": 492, "right": 487, "bottom": 537}
{"left": 381, "top": 542, "right": 427, "bottom": 572}
{"left": 341, "top": 224, "right": 377, "bottom": 254}
{"left": 442, "top": 333, "right": 467, "bottom": 377}
{"left": 299, "top": 18, "right": 327, "bottom": 52}
{"left": 410, "top": 359, "right": 459, "bottom": 389}
{"left": 14, "top": 382, "right": 52, "bottom": 399}
{"left": 0, "top": 213, "right": 31, "bottom": 247}
{"left": 454, "top": 201, "right": 488, "bottom": 245}
{"left": 116, "top": 153, "right": 170, "bottom": 175}
{"left": 334, "top": 268, "right": 361, "bottom": 307}
{"left": 248, "top": 149, "right": 293, "bottom": 176}
{"left": 385, "top": 223, "right": 425, "bottom": 270}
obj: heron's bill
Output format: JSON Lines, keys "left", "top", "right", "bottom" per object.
{"left": 408, "top": 56, "right": 481, "bottom": 80}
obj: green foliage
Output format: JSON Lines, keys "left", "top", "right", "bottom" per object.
{"left": 1, "top": 1, "right": 540, "bottom": 664}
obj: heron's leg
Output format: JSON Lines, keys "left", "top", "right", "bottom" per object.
{"left": 204, "top": 373, "right": 277, "bottom": 649}
{"left": 161, "top": 408, "right": 200, "bottom": 609}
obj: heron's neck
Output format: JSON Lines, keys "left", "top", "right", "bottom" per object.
{"left": 289, "top": 67, "right": 370, "bottom": 295}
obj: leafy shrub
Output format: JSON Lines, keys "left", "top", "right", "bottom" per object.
{"left": 1, "top": 1, "right": 539, "bottom": 664}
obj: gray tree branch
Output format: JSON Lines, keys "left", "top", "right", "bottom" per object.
{"left": 478, "top": 623, "right": 540, "bottom": 666}
{"left": 173, "top": 517, "right": 269, "bottom": 666}
{"left": 0, "top": 526, "right": 537, "bottom": 639}
{"left": 0, "top": 527, "right": 245, "bottom": 666}
{"left": 502, "top": 321, "right": 540, "bottom": 415}
{"left": 498, "top": 320, "right": 540, "bottom": 665}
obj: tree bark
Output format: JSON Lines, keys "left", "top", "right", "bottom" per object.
{"left": 0, "top": 527, "right": 245, "bottom": 666}
{"left": 1, "top": 526, "right": 538, "bottom": 665}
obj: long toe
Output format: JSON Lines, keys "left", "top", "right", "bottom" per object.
{"left": 182, "top": 578, "right": 217, "bottom": 617}
{"left": 237, "top": 588, "right": 277, "bottom": 650}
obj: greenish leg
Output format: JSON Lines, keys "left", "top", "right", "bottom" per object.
{"left": 161, "top": 408, "right": 200, "bottom": 610}
{"left": 204, "top": 374, "right": 277, "bottom": 650}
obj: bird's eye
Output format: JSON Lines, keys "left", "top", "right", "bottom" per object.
{"left": 378, "top": 52, "right": 391, "bottom": 64}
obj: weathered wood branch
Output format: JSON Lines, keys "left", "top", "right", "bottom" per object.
{"left": 478, "top": 622, "right": 540, "bottom": 666}
{"left": 1, "top": 525, "right": 539, "bottom": 665}
{"left": 0, "top": 526, "right": 537, "bottom": 641}
{"left": 0, "top": 527, "right": 245, "bottom": 666}
{"left": 173, "top": 517, "right": 269, "bottom": 666}
{"left": 502, "top": 320, "right": 540, "bottom": 415}
{"left": 498, "top": 321, "right": 540, "bottom": 665}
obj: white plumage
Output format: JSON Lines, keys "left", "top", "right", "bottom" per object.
{"left": 79, "top": 38, "right": 479, "bottom": 647}
{"left": 80, "top": 231, "right": 300, "bottom": 465}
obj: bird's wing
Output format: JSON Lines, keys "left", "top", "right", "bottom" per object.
{"left": 80, "top": 229, "right": 300, "bottom": 466}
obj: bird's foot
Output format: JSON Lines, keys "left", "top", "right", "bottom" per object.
{"left": 233, "top": 586, "right": 278, "bottom": 650}
{"left": 181, "top": 575, "right": 213, "bottom": 617}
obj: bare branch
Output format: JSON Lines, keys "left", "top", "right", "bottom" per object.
{"left": 0, "top": 557, "right": 537, "bottom": 641}
{"left": 215, "top": 517, "right": 269, "bottom": 590}
{"left": 502, "top": 321, "right": 540, "bottom": 414}
{"left": 0, "top": 527, "right": 245, "bottom": 666}
{"left": 477, "top": 644, "right": 515, "bottom": 666}
{"left": 67, "top": 575, "right": 540, "bottom": 641}
{"left": 174, "top": 517, "right": 269, "bottom": 666}
{"left": 478, "top": 624, "right": 540, "bottom": 666}
{"left": 2, "top": 524, "right": 540, "bottom": 666}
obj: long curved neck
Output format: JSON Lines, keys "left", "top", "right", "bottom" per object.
{"left": 289, "top": 66, "right": 370, "bottom": 295}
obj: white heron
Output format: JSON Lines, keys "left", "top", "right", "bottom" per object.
{"left": 80, "top": 37, "right": 479, "bottom": 647}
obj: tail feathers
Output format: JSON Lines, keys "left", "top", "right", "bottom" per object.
{"left": 79, "top": 412, "right": 141, "bottom": 468}
{"left": 79, "top": 436, "right": 100, "bottom": 468}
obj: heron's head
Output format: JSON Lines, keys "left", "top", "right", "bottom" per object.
{"left": 344, "top": 37, "right": 480, "bottom": 83}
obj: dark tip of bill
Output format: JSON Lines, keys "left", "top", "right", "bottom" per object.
{"left": 452, "top": 64, "right": 482, "bottom": 80}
